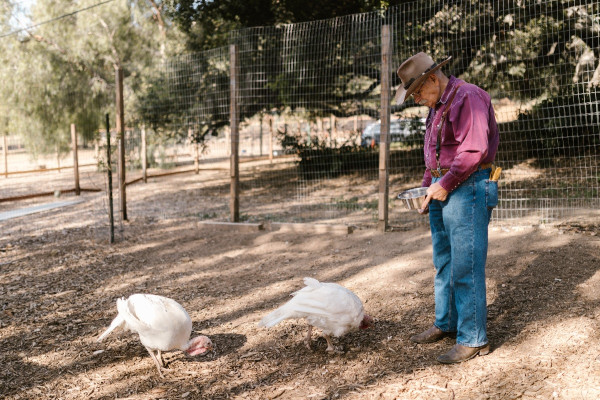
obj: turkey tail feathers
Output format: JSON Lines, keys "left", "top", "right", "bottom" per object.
{"left": 258, "top": 307, "right": 289, "bottom": 328}
{"left": 97, "top": 314, "right": 124, "bottom": 342}
{"left": 303, "top": 277, "right": 320, "bottom": 287}
{"left": 98, "top": 297, "right": 129, "bottom": 342}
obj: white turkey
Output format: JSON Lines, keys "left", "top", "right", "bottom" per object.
{"left": 258, "top": 277, "right": 373, "bottom": 351}
{"left": 97, "top": 294, "right": 213, "bottom": 377}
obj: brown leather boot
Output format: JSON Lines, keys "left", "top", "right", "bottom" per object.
{"left": 437, "top": 343, "right": 490, "bottom": 364}
{"left": 410, "top": 326, "right": 456, "bottom": 344}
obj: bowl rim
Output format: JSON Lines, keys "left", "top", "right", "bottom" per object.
{"left": 397, "top": 187, "right": 428, "bottom": 200}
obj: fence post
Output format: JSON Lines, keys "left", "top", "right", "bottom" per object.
{"left": 269, "top": 115, "right": 274, "bottom": 163}
{"left": 106, "top": 114, "right": 114, "bottom": 244}
{"left": 2, "top": 135, "right": 7, "bottom": 178}
{"left": 259, "top": 113, "right": 263, "bottom": 157}
{"left": 116, "top": 66, "right": 127, "bottom": 221}
{"left": 229, "top": 44, "right": 240, "bottom": 222}
{"left": 141, "top": 125, "right": 147, "bottom": 183}
{"left": 71, "top": 123, "right": 80, "bottom": 195}
{"left": 194, "top": 141, "right": 199, "bottom": 174}
{"left": 331, "top": 115, "right": 336, "bottom": 145}
{"left": 56, "top": 144, "right": 61, "bottom": 173}
{"left": 188, "top": 127, "right": 199, "bottom": 174}
{"left": 378, "top": 25, "right": 392, "bottom": 232}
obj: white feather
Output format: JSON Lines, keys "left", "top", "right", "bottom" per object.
{"left": 98, "top": 294, "right": 193, "bottom": 352}
{"left": 259, "top": 277, "right": 366, "bottom": 337}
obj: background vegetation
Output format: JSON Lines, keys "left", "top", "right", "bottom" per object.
{"left": 0, "top": 0, "right": 598, "bottom": 162}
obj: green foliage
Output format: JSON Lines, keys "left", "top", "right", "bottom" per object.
{"left": 512, "top": 87, "right": 600, "bottom": 163}
{"left": 2, "top": 0, "right": 600, "bottom": 166}
{"left": 277, "top": 128, "right": 378, "bottom": 179}
{"left": 0, "top": 0, "right": 179, "bottom": 156}
{"left": 134, "top": 48, "right": 230, "bottom": 150}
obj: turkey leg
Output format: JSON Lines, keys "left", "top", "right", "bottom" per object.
{"left": 146, "top": 347, "right": 165, "bottom": 378}
{"left": 305, "top": 325, "right": 313, "bottom": 350}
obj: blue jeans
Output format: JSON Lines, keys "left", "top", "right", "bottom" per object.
{"left": 429, "top": 168, "right": 497, "bottom": 347}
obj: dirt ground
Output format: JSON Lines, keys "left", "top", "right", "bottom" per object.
{"left": 1, "top": 171, "right": 600, "bottom": 400}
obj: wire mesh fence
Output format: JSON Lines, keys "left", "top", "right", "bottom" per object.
{"left": 228, "top": 1, "right": 600, "bottom": 226}
{"left": 1, "top": 0, "right": 599, "bottom": 229}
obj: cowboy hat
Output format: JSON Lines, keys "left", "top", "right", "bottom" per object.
{"left": 393, "top": 52, "right": 452, "bottom": 105}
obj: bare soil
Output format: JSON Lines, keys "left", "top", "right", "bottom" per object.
{"left": 1, "top": 171, "right": 600, "bottom": 400}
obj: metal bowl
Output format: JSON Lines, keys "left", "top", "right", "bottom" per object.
{"left": 397, "top": 187, "right": 428, "bottom": 210}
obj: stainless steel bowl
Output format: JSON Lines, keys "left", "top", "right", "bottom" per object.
{"left": 397, "top": 187, "right": 428, "bottom": 210}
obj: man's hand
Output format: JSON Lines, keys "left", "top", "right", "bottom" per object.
{"left": 418, "top": 182, "right": 449, "bottom": 213}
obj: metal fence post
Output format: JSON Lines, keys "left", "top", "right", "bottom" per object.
{"left": 71, "top": 123, "right": 80, "bottom": 195}
{"left": 378, "top": 25, "right": 392, "bottom": 232}
{"left": 116, "top": 66, "right": 127, "bottom": 221}
{"left": 230, "top": 44, "right": 240, "bottom": 222}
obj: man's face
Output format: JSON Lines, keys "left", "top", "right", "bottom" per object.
{"left": 412, "top": 75, "right": 440, "bottom": 108}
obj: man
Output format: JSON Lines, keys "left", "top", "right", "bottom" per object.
{"left": 394, "top": 52, "right": 499, "bottom": 364}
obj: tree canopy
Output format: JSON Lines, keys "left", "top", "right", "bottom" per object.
{"left": 0, "top": 0, "right": 598, "bottom": 155}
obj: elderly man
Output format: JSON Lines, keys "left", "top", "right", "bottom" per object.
{"left": 394, "top": 52, "right": 499, "bottom": 364}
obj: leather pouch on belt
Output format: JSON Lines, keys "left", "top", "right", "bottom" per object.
{"left": 487, "top": 165, "right": 501, "bottom": 209}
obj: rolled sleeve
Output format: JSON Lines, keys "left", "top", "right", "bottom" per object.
{"left": 438, "top": 93, "right": 490, "bottom": 192}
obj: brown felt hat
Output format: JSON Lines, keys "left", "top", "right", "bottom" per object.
{"left": 393, "top": 52, "right": 452, "bottom": 105}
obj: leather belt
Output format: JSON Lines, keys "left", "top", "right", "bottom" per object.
{"left": 430, "top": 163, "right": 493, "bottom": 178}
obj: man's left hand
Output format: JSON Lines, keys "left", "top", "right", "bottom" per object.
{"left": 418, "top": 182, "right": 449, "bottom": 212}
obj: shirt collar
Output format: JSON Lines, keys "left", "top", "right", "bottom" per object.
{"left": 437, "top": 76, "right": 459, "bottom": 105}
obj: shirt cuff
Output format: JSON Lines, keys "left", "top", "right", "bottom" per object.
{"left": 422, "top": 170, "right": 432, "bottom": 187}
{"left": 439, "top": 171, "right": 462, "bottom": 193}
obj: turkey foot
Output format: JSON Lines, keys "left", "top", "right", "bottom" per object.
{"left": 324, "top": 335, "right": 342, "bottom": 353}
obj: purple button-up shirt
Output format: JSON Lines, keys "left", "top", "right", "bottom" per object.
{"left": 422, "top": 76, "right": 499, "bottom": 192}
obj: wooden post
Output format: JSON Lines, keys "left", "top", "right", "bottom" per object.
{"left": 378, "top": 25, "right": 392, "bottom": 232}
{"left": 106, "top": 114, "right": 114, "bottom": 244}
{"left": 2, "top": 135, "right": 7, "bottom": 178}
{"left": 330, "top": 115, "right": 336, "bottom": 146}
{"left": 56, "top": 143, "right": 61, "bottom": 173}
{"left": 229, "top": 44, "right": 240, "bottom": 222}
{"left": 188, "top": 127, "right": 199, "bottom": 174}
{"left": 259, "top": 113, "right": 263, "bottom": 156}
{"left": 269, "top": 115, "right": 274, "bottom": 163}
{"left": 71, "top": 124, "right": 80, "bottom": 195}
{"left": 317, "top": 117, "right": 323, "bottom": 136}
{"left": 194, "top": 142, "right": 199, "bottom": 174}
{"left": 116, "top": 67, "right": 127, "bottom": 221}
{"left": 141, "top": 125, "right": 147, "bottom": 183}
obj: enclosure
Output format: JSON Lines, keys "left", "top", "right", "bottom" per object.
{"left": 1, "top": 0, "right": 599, "bottom": 227}
{"left": 1, "top": 0, "right": 600, "bottom": 399}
